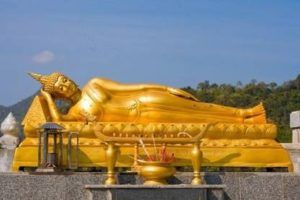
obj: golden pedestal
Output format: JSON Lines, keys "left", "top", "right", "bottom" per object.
{"left": 12, "top": 96, "right": 293, "bottom": 174}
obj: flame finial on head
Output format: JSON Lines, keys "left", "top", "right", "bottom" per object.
{"left": 28, "top": 72, "right": 63, "bottom": 93}
{"left": 28, "top": 72, "right": 42, "bottom": 82}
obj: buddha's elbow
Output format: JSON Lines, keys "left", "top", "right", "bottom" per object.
{"left": 51, "top": 117, "right": 61, "bottom": 123}
{"left": 50, "top": 112, "right": 64, "bottom": 122}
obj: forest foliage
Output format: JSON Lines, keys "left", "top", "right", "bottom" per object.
{"left": 182, "top": 74, "right": 300, "bottom": 142}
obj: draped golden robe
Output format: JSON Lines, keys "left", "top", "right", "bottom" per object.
{"left": 66, "top": 78, "right": 266, "bottom": 124}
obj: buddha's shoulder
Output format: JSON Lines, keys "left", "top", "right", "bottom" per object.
{"left": 82, "top": 78, "right": 111, "bottom": 99}
{"left": 86, "top": 77, "right": 115, "bottom": 86}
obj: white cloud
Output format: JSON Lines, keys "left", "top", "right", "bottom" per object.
{"left": 32, "top": 50, "right": 55, "bottom": 64}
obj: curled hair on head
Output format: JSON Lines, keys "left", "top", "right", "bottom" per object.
{"left": 28, "top": 72, "right": 66, "bottom": 93}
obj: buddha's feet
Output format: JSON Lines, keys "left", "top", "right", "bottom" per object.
{"left": 239, "top": 102, "right": 266, "bottom": 123}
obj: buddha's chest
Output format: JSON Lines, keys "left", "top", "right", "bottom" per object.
{"left": 69, "top": 95, "right": 141, "bottom": 122}
{"left": 68, "top": 95, "right": 104, "bottom": 121}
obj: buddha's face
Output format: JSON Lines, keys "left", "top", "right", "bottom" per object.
{"left": 53, "top": 75, "right": 79, "bottom": 98}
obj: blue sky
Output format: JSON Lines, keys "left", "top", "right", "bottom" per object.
{"left": 0, "top": 0, "right": 299, "bottom": 106}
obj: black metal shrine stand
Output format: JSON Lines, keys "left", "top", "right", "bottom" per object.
{"left": 36, "top": 122, "right": 65, "bottom": 172}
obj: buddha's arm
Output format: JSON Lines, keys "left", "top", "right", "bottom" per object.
{"left": 92, "top": 78, "right": 166, "bottom": 92}
{"left": 92, "top": 78, "right": 199, "bottom": 101}
{"left": 40, "top": 90, "right": 75, "bottom": 122}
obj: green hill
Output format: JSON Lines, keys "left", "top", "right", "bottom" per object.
{"left": 0, "top": 94, "right": 36, "bottom": 123}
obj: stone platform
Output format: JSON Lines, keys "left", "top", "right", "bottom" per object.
{"left": 0, "top": 172, "right": 300, "bottom": 200}
{"left": 85, "top": 184, "right": 225, "bottom": 200}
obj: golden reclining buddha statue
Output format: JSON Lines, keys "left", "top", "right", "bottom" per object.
{"left": 33, "top": 72, "right": 265, "bottom": 124}
{"left": 13, "top": 72, "right": 292, "bottom": 174}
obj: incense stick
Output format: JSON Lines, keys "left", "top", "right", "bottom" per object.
{"left": 139, "top": 138, "right": 151, "bottom": 159}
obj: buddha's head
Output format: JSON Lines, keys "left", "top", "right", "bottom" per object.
{"left": 28, "top": 72, "right": 81, "bottom": 101}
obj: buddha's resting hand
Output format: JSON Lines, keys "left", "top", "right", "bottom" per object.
{"left": 167, "top": 87, "right": 199, "bottom": 101}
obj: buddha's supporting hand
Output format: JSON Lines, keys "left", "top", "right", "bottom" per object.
{"left": 40, "top": 89, "right": 52, "bottom": 101}
{"left": 40, "top": 89, "right": 62, "bottom": 122}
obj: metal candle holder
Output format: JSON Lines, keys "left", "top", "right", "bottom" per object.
{"left": 36, "top": 122, "right": 65, "bottom": 172}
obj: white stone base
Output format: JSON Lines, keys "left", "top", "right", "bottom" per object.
{"left": 0, "top": 149, "right": 15, "bottom": 172}
{"left": 281, "top": 143, "right": 300, "bottom": 172}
